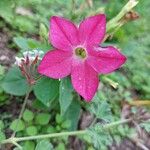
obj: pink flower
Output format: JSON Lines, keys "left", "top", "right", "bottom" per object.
{"left": 38, "top": 14, "right": 126, "bottom": 101}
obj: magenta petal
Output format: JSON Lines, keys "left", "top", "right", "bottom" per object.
{"left": 87, "top": 46, "right": 127, "bottom": 74}
{"left": 79, "top": 14, "right": 106, "bottom": 46}
{"left": 38, "top": 50, "right": 72, "bottom": 79}
{"left": 71, "top": 61, "right": 99, "bottom": 101}
{"left": 50, "top": 16, "right": 78, "bottom": 51}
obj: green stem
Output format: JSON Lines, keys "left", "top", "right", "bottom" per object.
{"left": 16, "top": 130, "right": 86, "bottom": 142}
{"left": 106, "top": 0, "right": 139, "bottom": 32}
{"left": 102, "top": 76, "right": 119, "bottom": 89}
{"left": 1, "top": 118, "right": 132, "bottom": 145}
{"left": 12, "top": 141, "right": 22, "bottom": 150}
{"left": 104, "top": 118, "right": 132, "bottom": 129}
{"left": 11, "top": 86, "right": 32, "bottom": 137}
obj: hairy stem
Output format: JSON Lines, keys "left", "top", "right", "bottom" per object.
{"left": 12, "top": 141, "right": 22, "bottom": 149}
{"left": 11, "top": 86, "right": 32, "bottom": 137}
{"left": 106, "top": 0, "right": 139, "bottom": 32}
{"left": 1, "top": 118, "right": 132, "bottom": 146}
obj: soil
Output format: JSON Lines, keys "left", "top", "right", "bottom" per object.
{"left": 0, "top": 29, "right": 16, "bottom": 67}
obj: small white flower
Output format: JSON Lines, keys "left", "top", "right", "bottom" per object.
{"left": 32, "top": 49, "right": 44, "bottom": 60}
{"left": 33, "top": 49, "right": 44, "bottom": 57}
{"left": 15, "top": 50, "right": 44, "bottom": 66}
{"left": 14, "top": 57, "right": 24, "bottom": 66}
{"left": 23, "top": 51, "right": 28, "bottom": 58}
{"left": 38, "top": 50, "right": 44, "bottom": 55}
{"left": 33, "top": 49, "right": 39, "bottom": 56}
{"left": 29, "top": 56, "right": 36, "bottom": 62}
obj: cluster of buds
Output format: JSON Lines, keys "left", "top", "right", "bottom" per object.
{"left": 15, "top": 49, "right": 44, "bottom": 85}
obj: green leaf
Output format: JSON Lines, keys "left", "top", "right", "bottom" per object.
{"left": 45, "top": 126, "right": 56, "bottom": 134}
{"left": 140, "top": 121, "right": 150, "bottom": 132}
{"left": 14, "top": 37, "right": 30, "bottom": 50}
{"left": 0, "top": 120, "right": 4, "bottom": 130}
{"left": 61, "top": 120, "right": 71, "bottom": 129}
{"left": 13, "top": 16, "right": 37, "bottom": 33}
{"left": 0, "top": 131, "right": 6, "bottom": 142}
{"left": 35, "top": 113, "right": 51, "bottom": 125}
{"left": 33, "top": 77, "right": 59, "bottom": 106}
{"left": 59, "top": 77, "right": 74, "bottom": 115}
{"left": 64, "top": 99, "right": 81, "bottom": 131}
{"left": 32, "top": 99, "right": 49, "bottom": 110}
{"left": 26, "top": 126, "right": 38, "bottom": 136}
{"left": 10, "top": 119, "right": 25, "bottom": 132}
{"left": 2, "top": 67, "right": 29, "bottom": 96}
{"left": 55, "top": 114, "right": 63, "bottom": 124}
{"left": 23, "top": 141, "right": 35, "bottom": 150}
{"left": 41, "top": 125, "right": 56, "bottom": 134}
{"left": 87, "top": 92, "right": 113, "bottom": 122}
{"left": 14, "top": 37, "right": 51, "bottom": 52}
{"left": 23, "top": 109, "right": 34, "bottom": 122}
{"left": 0, "top": 0, "right": 14, "bottom": 23}
{"left": 55, "top": 142, "right": 65, "bottom": 150}
{"left": 35, "top": 140, "right": 53, "bottom": 150}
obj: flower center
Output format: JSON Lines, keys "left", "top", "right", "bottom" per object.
{"left": 75, "top": 47, "right": 87, "bottom": 59}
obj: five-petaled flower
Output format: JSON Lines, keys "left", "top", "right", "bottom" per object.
{"left": 38, "top": 14, "right": 126, "bottom": 101}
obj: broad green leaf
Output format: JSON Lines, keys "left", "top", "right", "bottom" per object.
{"left": 23, "top": 109, "right": 34, "bottom": 122}
{"left": 32, "top": 99, "right": 49, "bottom": 110}
{"left": 14, "top": 37, "right": 41, "bottom": 50}
{"left": 35, "top": 140, "right": 53, "bottom": 150}
{"left": 14, "top": 37, "right": 30, "bottom": 50}
{"left": 10, "top": 119, "right": 25, "bottom": 132}
{"left": 59, "top": 77, "right": 74, "bottom": 115}
{"left": 64, "top": 99, "right": 81, "bottom": 131}
{"left": 14, "top": 37, "right": 51, "bottom": 52}
{"left": 2, "top": 67, "right": 29, "bottom": 96}
{"left": 33, "top": 77, "right": 59, "bottom": 106}
{"left": 35, "top": 113, "right": 51, "bottom": 125}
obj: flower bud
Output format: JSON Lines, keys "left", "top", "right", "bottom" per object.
{"left": 14, "top": 49, "right": 44, "bottom": 85}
